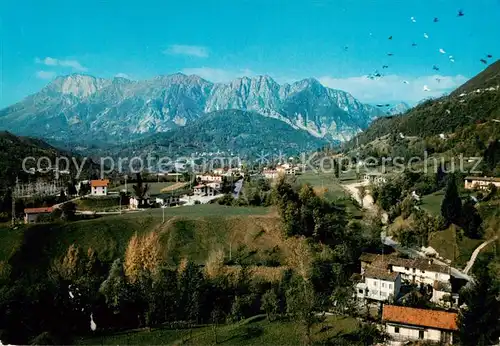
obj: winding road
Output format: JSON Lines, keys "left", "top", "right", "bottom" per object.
{"left": 341, "top": 180, "right": 473, "bottom": 281}
{"left": 463, "top": 236, "right": 498, "bottom": 274}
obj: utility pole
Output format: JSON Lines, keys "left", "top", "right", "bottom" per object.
{"left": 12, "top": 176, "right": 18, "bottom": 227}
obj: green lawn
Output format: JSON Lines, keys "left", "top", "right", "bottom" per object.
{"left": 428, "top": 225, "right": 483, "bottom": 268}
{"left": 75, "top": 196, "right": 121, "bottom": 212}
{"left": 296, "top": 172, "right": 348, "bottom": 200}
{"left": 421, "top": 191, "right": 445, "bottom": 216}
{"left": 77, "top": 315, "right": 359, "bottom": 345}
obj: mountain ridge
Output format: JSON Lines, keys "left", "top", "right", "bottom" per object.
{"left": 0, "top": 73, "right": 386, "bottom": 144}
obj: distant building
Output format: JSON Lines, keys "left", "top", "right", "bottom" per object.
{"left": 196, "top": 174, "right": 223, "bottom": 183}
{"left": 464, "top": 176, "right": 500, "bottom": 190}
{"left": 129, "top": 197, "right": 150, "bottom": 209}
{"left": 90, "top": 179, "right": 109, "bottom": 196}
{"left": 207, "top": 181, "right": 222, "bottom": 190}
{"left": 194, "top": 184, "right": 217, "bottom": 196}
{"left": 263, "top": 170, "right": 279, "bottom": 180}
{"left": 356, "top": 267, "right": 401, "bottom": 302}
{"left": 363, "top": 173, "right": 387, "bottom": 185}
{"left": 213, "top": 168, "right": 226, "bottom": 175}
{"left": 276, "top": 164, "right": 299, "bottom": 175}
{"left": 382, "top": 305, "right": 458, "bottom": 344}
{"left": 155, "top": 195, "right": 180, "bottom": 207}
{"left": 24, "top": 207, "right": 53, "bottom": 224}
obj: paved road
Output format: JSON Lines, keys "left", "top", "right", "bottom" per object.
{"left": 463, "top": 236, "right": 498, "bottom": 274}
{"left": 341, "top": 180, "right": 374, "bottom": 209}
{"left": 52, "top": 196, "right": 82, "bottom": 209}
{"left": 233, "top": 178, "right": 243, "bottom": 199}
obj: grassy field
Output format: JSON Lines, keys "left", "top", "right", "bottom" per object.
{"left": 295, "top": 172, "right": 363, "bottom": 218}
{"left": 0, "top": 204, "right": 280, "bottom": 280}
{"left": 428, "top": 225, "right": 483, "bottom": 268}
{"left": 296, "top": 172, "right": 348, "bottom": 201}
{"left": 77, "top": 314, "right": 359, "bottom": 345}
{"left": 421, "top": 191, "right": 445, "bottom": 216}
{"left": 75, "top": 196, "right": 121, "bottom": 212}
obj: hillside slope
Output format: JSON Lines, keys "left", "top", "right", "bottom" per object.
{"left": 0, "top": 206, "right": 286, "bottom": 281}
{"left": 0, "top": 131, "right": 97, "bottom": 189}
{"left": 116, "top": 109, "right": 329, "bottom": 158}
{"left": 350, "top": 60, "right": 500, "bottom": 147}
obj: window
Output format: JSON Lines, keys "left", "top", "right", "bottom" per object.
{"left": 358, "top": 289, "right": 363, "bottom": 294}
{"left": 405, "top": 267, "right": 409, "bottom": 271}
{"left": 373, "top": 281, "right": 377, "bottom": 286}
{"left": 388, "top": 284, "right": 393, "bottom": 290}
{"left": 419, "top": 330, "right": 424, "bottom": 339}
{"left": 413, "top": 268, "right": 416, "bottom": 273}
{"left": 395, "top": 327, "right": 400, "bottom": 333}
{"left": 435, "top": 273, "right": 438, "bottom": 279}
{"left": 422, "top": 270, "right": 425, "bottom": 273}
{"left": 382, "top": 282, "right": 386, "bottom": 288}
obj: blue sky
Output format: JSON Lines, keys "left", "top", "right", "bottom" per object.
{"left": 1, "top": 0, "right": 500, "bottom": 107}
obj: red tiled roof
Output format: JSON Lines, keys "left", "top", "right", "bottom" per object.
{"left": 194, "top": 184, "right": 206, "bottom": 188}
{"left": 24, "top": 207, "right": 53, "bottom": 214}
{"left": 382, "top": 305, "right": 458, "bottom": 331}
{"left": 91, "top": 179, "right": 109, "bottom": 187}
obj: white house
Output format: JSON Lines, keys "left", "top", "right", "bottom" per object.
{"left": 155, "top": 195, "right": 180, "bottom": 207}
{"left": 196, "top": 174, "right": 223, "bottom": 183}
{"left": 431, "top": 281, "right": 459, "bottom": 308}
{"left": 263, "top": 170, "right": 280, "bottom": 180}
{"left": 359, "top": 253, "right": 451, "bottom": 286}
{"left": 276, "top": 164, "right": 299, "bottom": 175}
{"left": 382, "top": 305, "right": 458, "bottom": 345}
{"left": 194, "top": 184, "right": 217, "bottom": 196}
{"left": 363, "top": 173, "right": 387, "bottom": 185}
{"left": 129, "top": 197, "right": 151, "bottom": 209}
{"left": 388, "top": 257, "right": 451, "bottom": 285}
{"left": 90, "top": 179, "right": 109, "bottom": 196}
{"left": 356, "top": 267, "right": 401, "bottom": 302}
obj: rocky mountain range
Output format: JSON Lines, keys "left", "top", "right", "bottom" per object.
{"left": 0, "top": 74, "right": 389, "bottom": 145}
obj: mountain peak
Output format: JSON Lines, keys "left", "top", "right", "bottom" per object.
{"left": 45, "top": 74, "right": 109, "bottom": 98}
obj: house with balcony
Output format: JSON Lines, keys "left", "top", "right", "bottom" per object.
{"left": 382, "top": 305, "right": 458, "bottom": 345}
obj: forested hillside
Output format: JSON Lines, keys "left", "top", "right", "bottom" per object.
{"left": 349, "top": 60, "right": 500, "bottom": 148}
